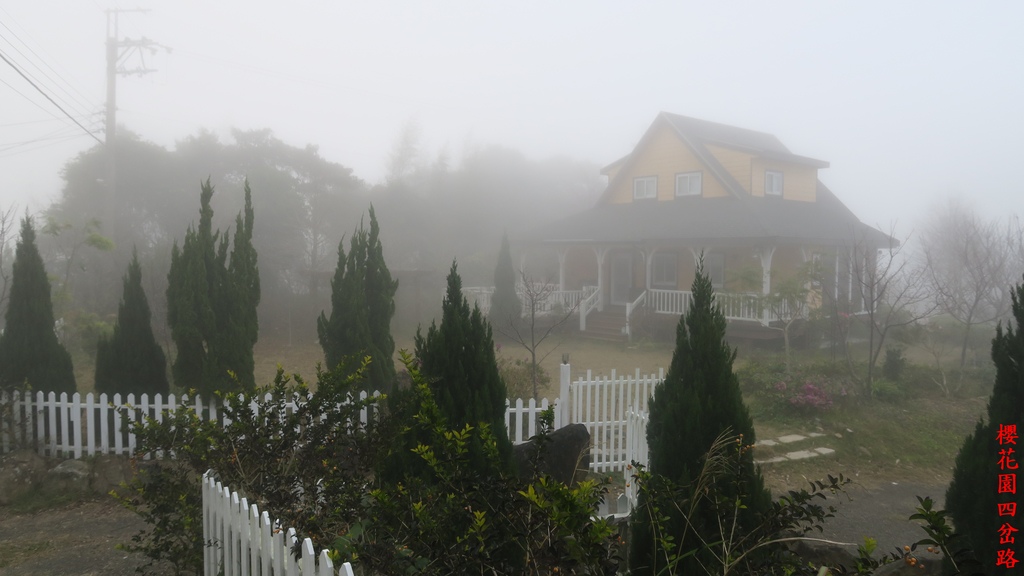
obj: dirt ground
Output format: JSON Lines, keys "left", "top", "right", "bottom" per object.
{"left": 0, "top": 497, "right": 170, "bottom": 576}
{"left": 0, "top": 471, "right": 946, "bottom": 575}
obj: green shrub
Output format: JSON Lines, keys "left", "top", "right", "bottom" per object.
{"left": 882, "top": 346, "right": 906, "bottom": 381}
{"left": 871, "top": 378, "right": 905, "bottom": 402}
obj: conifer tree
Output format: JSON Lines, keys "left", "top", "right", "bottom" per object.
{"left": 946, "top": 277, "right": 1024, "bottom": 575}
{"left": 0, "top": 216, "right": 76, "bottom": 393}
{"left": 489, "top": 233, "right": 520, "bottom": 331}
{"left": 630, "top": 257, "right": 770, "bottom": 575}
{"left": 414, "top": 261, "right": 512, "bottom": 468}
{"left": 317, "top": 206, "right": 397, "bottom": 391}
{"left": 94, "top": 249, "right": 168, "bottom": 396}
{"left": 166, "top": 180, "right": 260, "bottom": 396}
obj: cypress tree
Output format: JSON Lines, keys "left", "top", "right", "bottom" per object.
{"left": 94, "top": 249, "right": 168, "bottom": 396}
{"left": 317, "top": 206, "right": 397, "bottom": 391}
{"left": 414, "top": 261, "right": 512, "bottom": 468}
{"left": 0, "top": 216, "right": 76, "bottom": 394}
{"left": 946, "top": 277, "right": 1024, "bottom": 575}
{"left": 489, "top": 233, "right": 520, "bottom": 332}
{"left": 630, "top": 257, "right": 771, "bottom": 575}
{"left": 166, "top": 180, "right": 259, "bottom": 396}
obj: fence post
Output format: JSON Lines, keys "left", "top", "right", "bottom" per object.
{"left": 559, "top": 361, "right": 570, "bottom": 426}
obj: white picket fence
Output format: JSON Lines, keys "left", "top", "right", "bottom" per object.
{"left": 564, "top": 367, "right": 660, "bottom": 473}
{"left": 203, "top": 472, "right": 355, "bottom": 576}
{"left": 0, "top": 390, "right": 380, "bottom": 459}
{"left": 2, "top": 364, "right": 659, "bottom": 475}
{"left": 623, "top": 408, "right": 650, "bottom": 508}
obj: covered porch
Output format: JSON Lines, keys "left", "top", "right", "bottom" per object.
{"left": 468, "top": 240, "right": 870, "bottom": 341}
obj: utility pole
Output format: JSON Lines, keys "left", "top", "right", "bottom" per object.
{"left": 104, "top": 8, "right": 167, "bottom": 245}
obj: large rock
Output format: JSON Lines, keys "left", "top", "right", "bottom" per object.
{"left": 513, "top": 423, "right": 590, "bottom": 485}
{"left": 0, "top": 449, "right": 49, "bottom": 505}
{"left": 48, "top": 458, "right": 91, "bottom": 493}
{"left": 787, "top": 537, "right": 859, "bottom": 573}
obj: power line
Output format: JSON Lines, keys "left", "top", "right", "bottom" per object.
{"left": 0, "top": 29, "right": 96, "bottom": 120}
{"left": 0, "top": 47, "right": 104, "bottom": 145}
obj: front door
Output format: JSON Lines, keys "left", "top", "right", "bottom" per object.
{"left": 610, "top": 253, "right": 632, "bottom": 305}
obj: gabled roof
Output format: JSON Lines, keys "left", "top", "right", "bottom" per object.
{"left": 600, "top": 112, "right": 829, "bottom": 202}
{"left": 531, "top": 181, "right": 894, "bottom": 249}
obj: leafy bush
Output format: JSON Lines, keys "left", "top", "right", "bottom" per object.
{"left": 871, "top": 378, "right": 905, "bottom": 402}
{"left": 882, "top": 346, "right": 906, "bottom": 381}
{"left": 117, "top": 355, "right": 621, "bottom": 575}
{"left": 115, "top": 359, "right": 386, "bottom": 574}
{"left": 738, "top": 357, "right": 846, "bottom": 416}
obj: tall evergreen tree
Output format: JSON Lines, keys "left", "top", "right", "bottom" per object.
{"left": 414, "top": 261, "right": 512, "bottom": 468}
{"left": 317, "top": 206, "right": 397, "bottom": 391}
{"left": 94, "top": 249, "right": 168, "bottom": 396}
{"left": 166, "top": 180, "right": 260, "bottom": 396}
{"left": 630, "top": 257, "right": 771, "bottom": 576}
{"left": 946, "top": 276, "right": 1024, "bottom": 575}
{"left": 489, "top": 233, "right": 520, "bottom": 331}
{"left": 0, "top": 216, "right": 76, "bottom": 393}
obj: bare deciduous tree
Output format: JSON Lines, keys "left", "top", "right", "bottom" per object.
{"left": 493, "top": 269, "right": 579, "bottom": 400}
{"left": 919, "top": 199, "right": 1015, "bottom": 381}
{"left": 847, "top": 226, "right": 935, "bottom": 397}
{"left": 0, "top": 204, "right": 16, "bottom": 318}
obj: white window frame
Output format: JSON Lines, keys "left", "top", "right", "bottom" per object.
{"left": 652, "top": 253, "right": 677, "bottom": 289}
{"left": 765, "top": 170, "right": 784, "bottom": 197}
{"left": 675, "top": 171, "right": 702, "bottom": 197}
{"left": 705, "top": 252, "right": 725, "bottom": 290}
{"left": 633, "top": 176, "right": 657, "bottom": 200}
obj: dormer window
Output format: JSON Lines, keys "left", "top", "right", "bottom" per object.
{"left": 633, "top": 176, "right": 657, "bottom": 200}
{"left": 675, "top": 171, "right": 702, "bottom": 197}
{"left": 765, "top": 170, "right": 783, "bottom": 197}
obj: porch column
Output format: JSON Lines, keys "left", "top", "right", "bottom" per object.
{"left": 759, "top": 246, "right": 776, "bottom": 324}
{"left": 758, "top": 246, "right": 776, "bottom": 295}
{"left": 645, "top": 247, "right": 657, "bottom": 290}
{"left": 834, "top": 246, "right": 840, "bottom": 304}
{"left": 557, "top": 248, "right": 567, "bottom": 292}
{"left": 594, "top": 247, "right": 608, "bottom": 311}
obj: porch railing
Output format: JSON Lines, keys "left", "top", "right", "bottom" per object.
{"left": 647, "top": 289, "right": 788, "bottom": 324}
{"left": 579, "top": 286, "right": 601, "bottom": 331}
{"left": 462, "top": 286, "right": 586, "bottom": 317}
{"left": 624, "top": 290, "right": 647, "bottom": 340}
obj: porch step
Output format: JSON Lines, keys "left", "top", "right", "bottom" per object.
{"left": 581, "top": 310, "right": 627, "bottom": 342}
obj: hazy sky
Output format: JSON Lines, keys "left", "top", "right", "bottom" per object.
{"left": 2, "top": 2, "right": 1022, "bottom": 237}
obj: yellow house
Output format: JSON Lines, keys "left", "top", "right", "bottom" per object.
{"left": 525, "top": 113, "right": 893, "bottom": 340}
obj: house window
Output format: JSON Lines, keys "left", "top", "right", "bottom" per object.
{"left": 765, "top": 170, "right": 783, "bottom": 197}
{"left": 652, "top": 253, "right": 677, "bottom": 288}
{"left": 705, "top": 252, "right": 725, "bottom": 290}
{"left": 675, "top": 171, "right": 702, "bottom": 197}
{"left": 633, "top": 176, "right": 657, "bottom": 200}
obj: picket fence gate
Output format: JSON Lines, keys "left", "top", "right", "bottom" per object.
{"left": 561, "top": 366, "right": 660, "bottom": 473}
{"left": 203, "top": 472, "right": 355, "bottom": 576}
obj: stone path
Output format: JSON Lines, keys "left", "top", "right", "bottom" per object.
{"left": 754, "top": 432, "right": 835, "bottom": 464}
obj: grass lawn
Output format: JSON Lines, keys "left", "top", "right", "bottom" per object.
{"left": 69, "top": 328, "right": 988, "bottom": 493}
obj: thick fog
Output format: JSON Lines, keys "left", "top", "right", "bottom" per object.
{"left": 2, "top": 2, "right": 1023, "bottom": 227}
{"left": 2, "top": 2, "right": 1024, "bottom": 340}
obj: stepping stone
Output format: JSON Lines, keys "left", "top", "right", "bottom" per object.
{"left": 777, "top": 434, "right": 807, "bottom": 444}
{"left": 784, "top": 449, "right": 818, "bottom": 460}
{"left": 756, "top": 439, "right": 778, "bottom": 446}
{"left": 814, "top": 447, "right": 835, "bottom": 456}
{"left": 808, "top": 432, "right": 824, "bottom": 438}
{"left": 755, "top": 456, "right": 788, "bottom": 464}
